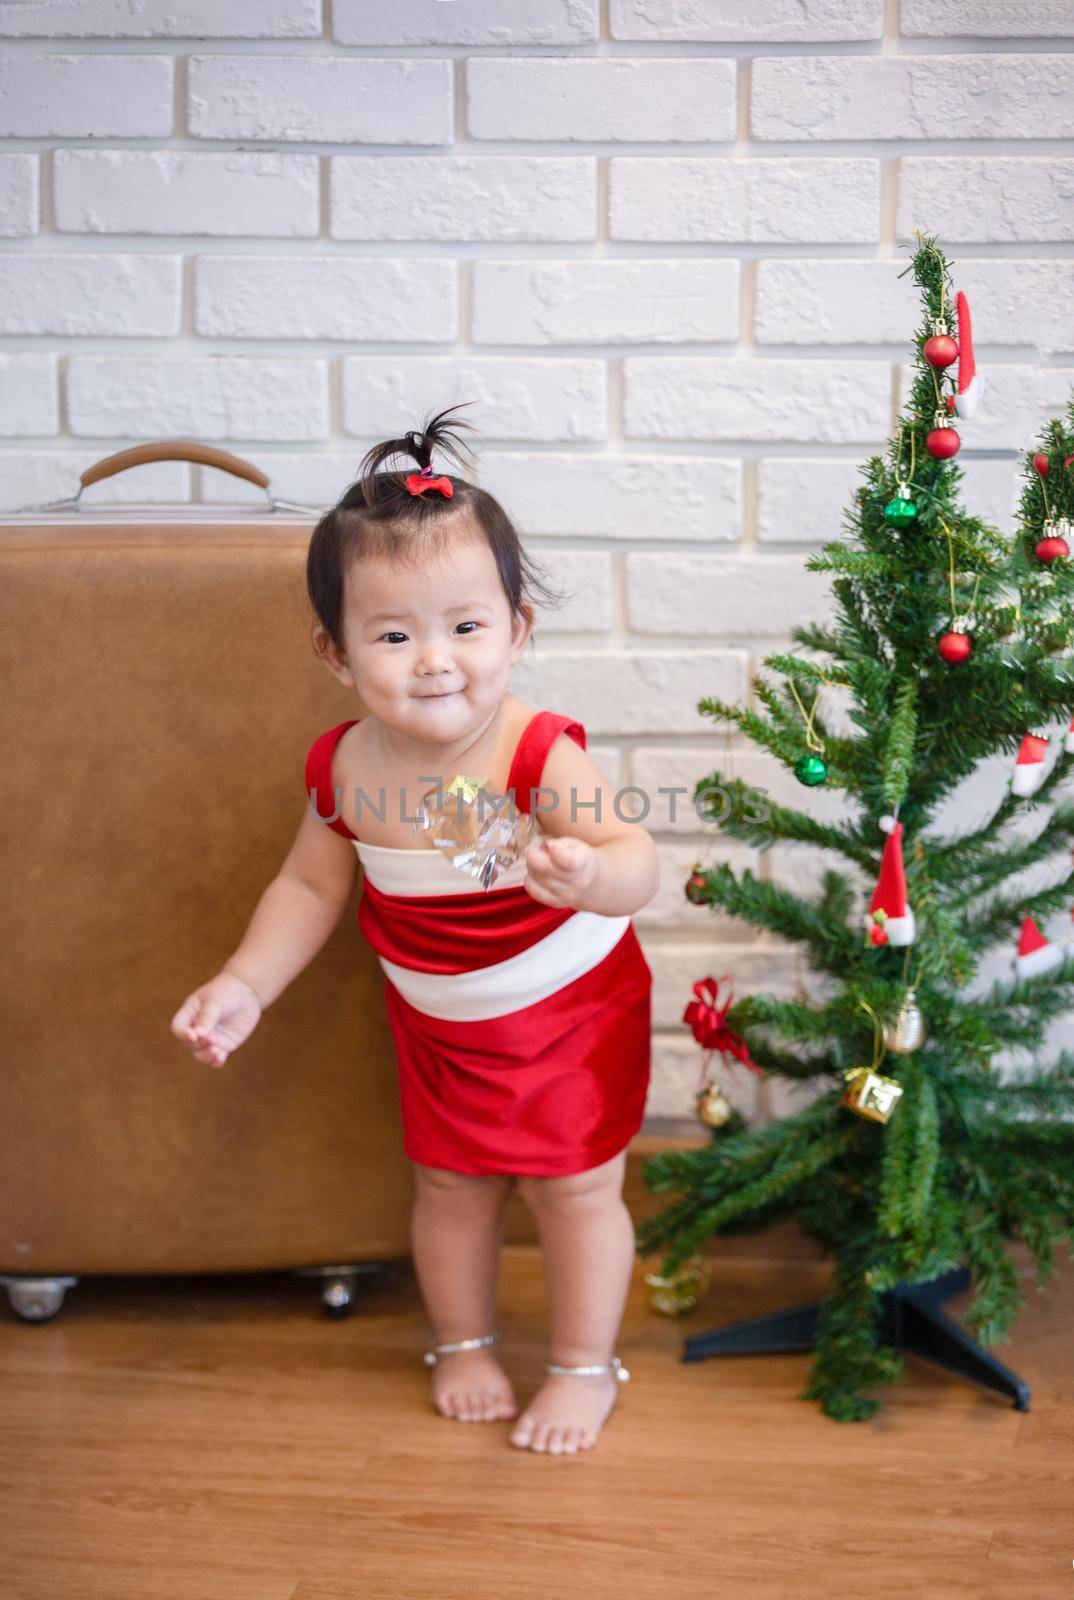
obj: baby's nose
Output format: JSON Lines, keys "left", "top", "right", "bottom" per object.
{"left": 418, "top": 643, "right": 454, "bottom": 674}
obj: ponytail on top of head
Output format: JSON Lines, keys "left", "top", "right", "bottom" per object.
{"left": 306, "top": 401, "right": 567, "bottom": 656}
{"left": 349, "top": 402, "right": 478, "bottom": 513}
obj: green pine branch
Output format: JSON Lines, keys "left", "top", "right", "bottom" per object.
{"left": 688, "top": 773, "right": 873, "bottom": 866}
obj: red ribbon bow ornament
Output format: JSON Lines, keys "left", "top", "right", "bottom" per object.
{"left": 405, "top": 464, "right": 454, "bottom": 498}
{"left": 682, "top": 975, "right": 759, "bottom": 1074}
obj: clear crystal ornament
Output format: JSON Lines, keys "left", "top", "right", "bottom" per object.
{"left": 411, "top": 773, "right": 537, "bottom": 890}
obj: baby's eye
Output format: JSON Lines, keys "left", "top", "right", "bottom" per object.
{"left": 455, "top": 621, "right": 480, "bottom": 635}
{"left": 379, "top": 631, "right": 407, "bottom": 644}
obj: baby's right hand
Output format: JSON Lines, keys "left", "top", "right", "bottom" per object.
{"left": 170, "top": 972, "right": 263, "bottom": 1069}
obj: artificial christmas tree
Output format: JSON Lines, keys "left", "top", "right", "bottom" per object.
{"left": 636, "top": 238, "right": 1074, "bottom": 1422}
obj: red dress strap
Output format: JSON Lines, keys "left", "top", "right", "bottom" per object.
{"left": 305, "top": 719, "right": 362, "bottom": 840}
{"left": 505, "top": 710, "right": 586, "bottom": 816}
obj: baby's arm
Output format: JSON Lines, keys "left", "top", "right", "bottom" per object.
{"left": 522, "top": 735, "right": 659, "bottom": 918}
{"left": 221, "top": 803, "right": 359, "bottom": 1007}
{"left": 171, "top": 804, "right": 358, "bottom": 1066}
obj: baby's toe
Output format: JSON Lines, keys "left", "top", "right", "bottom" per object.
{"left": 510, "top": 1413, "right": 537, "bottom": 1449}
{"left": 472, "top": 1390, "right": 492, "bottom": 1419}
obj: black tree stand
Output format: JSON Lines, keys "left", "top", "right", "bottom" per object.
{"left": 682, "top": 1266, "right": 1031, "bottom": 1411}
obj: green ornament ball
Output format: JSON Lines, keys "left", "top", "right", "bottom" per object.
{"left": 883, "top": 495, "right": 918, "bottom": 529}
{"left": 794, "top": 753, "right": 828, "bottom": 788}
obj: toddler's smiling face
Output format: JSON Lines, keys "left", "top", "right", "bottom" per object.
{"left": 324, "top": 523, "right": 533, "bottom": 745}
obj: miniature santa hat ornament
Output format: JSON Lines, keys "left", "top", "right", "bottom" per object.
{"left": 1065, "top": 713, "right": 1074, "bottom": 755}
{"left": 953, "top": 290, "right": 983, "bottom": 420}
{"left": 1011, "top": 732, "right": 1050, "bottom": 798}
{"left": 1014, "top": 915, "right": 1064, "bottom": 980}
{"left": 866, "top": 819, "right": 915, "bottom": 947}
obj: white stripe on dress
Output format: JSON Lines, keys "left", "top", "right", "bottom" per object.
{"left": 377, "top": 906, "right": 631, "bottom": 1022}
{"left": 352, "top": 838, "right": 630, "bottom": 1021}
{"left": 353, "top": 837, "right": 530, "bottom": 898}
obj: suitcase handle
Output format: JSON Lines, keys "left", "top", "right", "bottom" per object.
{"left": 10, "top": 440, "right": 321, "bottom": 516}
{"left": 81, "top": 442, "right": 270, "bottom": 491}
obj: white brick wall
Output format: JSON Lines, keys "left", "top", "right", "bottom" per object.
{"left": 610, "top": 0, "right": 884, "bottom": 43}
{"left": 2, "top": 5, "right": 1072, "bottom": 1130}
{"left": 193, "top": 256, "right": 458, "bottom": 341}
{"left": 0, "top": 54, "right": 173, "bottom": 137}
{"left": 0, "top": 255, "right": 182, "bottom": 335}
{"left": 472, "top": 260, "right": 739, "bottom": 344}
{"left": 330, "top": 156, "right": 597, "bottom": 242}
{"left": 188, "top": 56, "right": 454, "bottom": 144}
{"left": 752, "top": 54, "right": 1074, "bottom": 141}
{"left": 897, "top": 157, "right": 1074, "bottom": 243}
{"left": 609, "top": 157, "right": 880, "bottom": 243}
{"left": 0, "top": 154, "right": 39, "bottom": 236}
{"left": 54, "top": 152, "right": 322, "bottom": 237}
{"left": 756, "top": 259, "right": 1074, "bottom": 354}
{"left": 66, "top": 356, "right": 329, "bottom": 439}
{"left": 0, "top": 354, "right": 57, "bottom": 435}
{"left": 468, "top": 58, "right": 737, "bottom": 142}
{"left": 340, "top": 357, "right": 608, "bottom": 442}
{"left": 623, "top": 358, "right": 891, "bottom": 442}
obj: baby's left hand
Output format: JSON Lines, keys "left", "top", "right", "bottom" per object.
{"left": 523, "top": 834, "right": 600, "bottom": 909}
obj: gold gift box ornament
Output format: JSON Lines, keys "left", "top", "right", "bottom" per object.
{"left": 412, "top": 773, "right": 537, "bottom": 891}
{"left": 842, "top": 1066, "right": 904, "bottom": 1124}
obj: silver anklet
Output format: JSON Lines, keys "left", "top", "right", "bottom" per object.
{"left": 545, "top": 1355, "right": 630, "bottom": 1383}
{"left": 422, "top": 1330, "right": 500, "bottom": 1368}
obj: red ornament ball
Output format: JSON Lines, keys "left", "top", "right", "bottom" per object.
{"left": 938, "top": 628, "right": 973, "bottom": 664}
{"left": 923, "top": 334, "right": 958, "bottom": 369}
{"left": 1036, "top": 535, "right": 1070, "bottom": 562}
{"left": 926, "top": 426, "right": 961, "bottom": 460}
{"left": 1033, "top": 453, "right": 1049, "bottom": 477}
{"left": 1064, "top": 455, "right": 1074, "bottom": 469}
{"left": 685, "top": 868, "right": 708, "bottom": 905}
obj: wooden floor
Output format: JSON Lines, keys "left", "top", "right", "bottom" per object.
{"left": 2, "top": 1240, "right": 1071, "bottom": 1599}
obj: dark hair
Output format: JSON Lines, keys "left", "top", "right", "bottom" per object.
{"left": 306, "top": 403, "right": 567, "bottom": 657}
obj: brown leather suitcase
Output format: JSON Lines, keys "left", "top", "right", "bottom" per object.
{"left": 1, "top": 445, "right": 415, "bottom": 1322}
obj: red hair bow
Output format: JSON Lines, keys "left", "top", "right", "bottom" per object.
{"left": 405, "top": 465, "right": 454, "bottom": 499}
{"left": 682, "top": 975, "right": 759, "bottom": 1074}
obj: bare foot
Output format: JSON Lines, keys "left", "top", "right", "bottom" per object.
{"left": 509, "top": 1370, "right": 621, "bottom": 1454}
{"left": 428, "top": 1347, "right": 518, "bottom": 1422}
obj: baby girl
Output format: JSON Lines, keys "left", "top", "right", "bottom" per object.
{"left": 171, "top": 406, "right": 659, "bottom": 1455}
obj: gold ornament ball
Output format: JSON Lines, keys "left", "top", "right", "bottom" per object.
{"left": 644, "top": 1254, "right": 712, "bottom": 1317}
{"left": 884, "top": 990, "right": 926, "bottom": 1054}
{"left": 696, "top": 1083, "right": 732, "bottom": 1127}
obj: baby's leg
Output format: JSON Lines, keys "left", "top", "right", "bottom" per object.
{"left": 411, "top": 1162, "right": 518, "bottom": 1422}
{"left": 510, "top": 1148, "right": 635, "bottom": 1454}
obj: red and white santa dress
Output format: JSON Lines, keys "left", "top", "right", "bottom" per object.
{"left": 304, "top": 709, "right": 653, "bottom": 1177}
